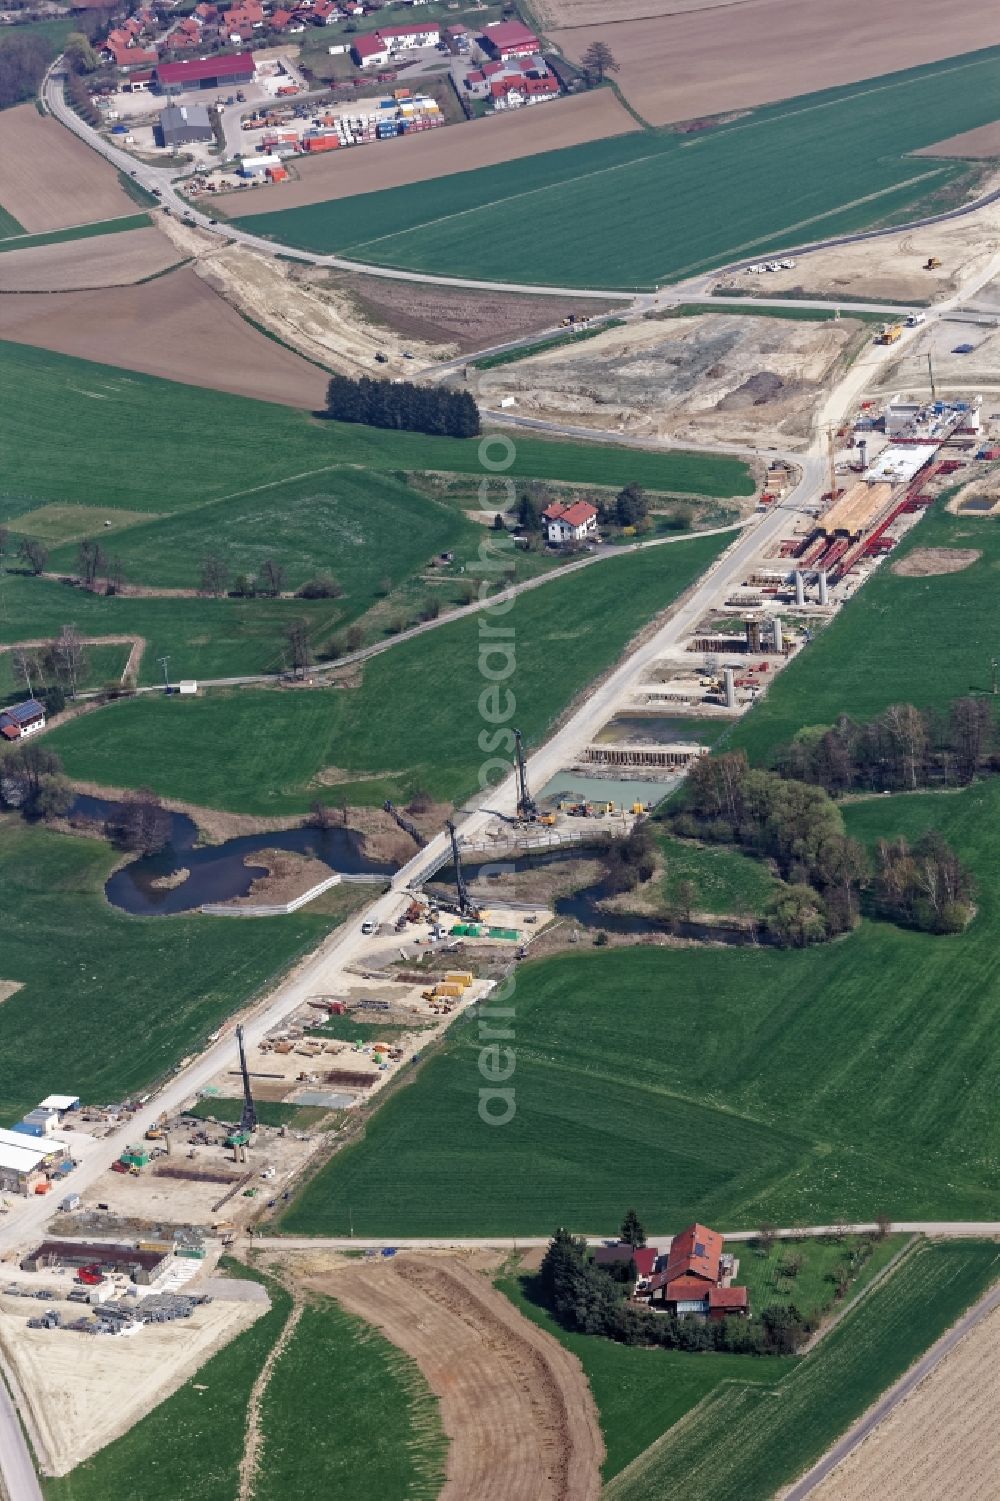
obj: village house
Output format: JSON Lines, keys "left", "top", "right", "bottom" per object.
{"left": 0, "top": 699, "right": 46, "bottom": 742}
{"left": 646, "top": 1223, "right": 750, "bottom": 1319}
{"left": 594, "top": 1243, "right": 660, "bottom": 1292}
{"left": 543, "top": 499, "right": 599, "bottom": 545}
{"left": 463, "top": 55, "right": 559, "bottom": 105}
{"left": 351, "top": 21, "right": 440, "bottom": 67}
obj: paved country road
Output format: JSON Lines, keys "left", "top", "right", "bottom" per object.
{"left": 0, "top": 1373, "right": 43, "bottom": 1501}
{"left": 782, "top": 1275, "right": 1000, "bottom": 1500}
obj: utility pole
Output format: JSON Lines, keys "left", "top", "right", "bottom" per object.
{"left": 991, "top": 656, "right": 998, "bottom": 695}
{"left": 927, "top": 352, "right": 936, "bottom": 402}
{"left": 157, "top": 655, "right": 171, "bottom": 693}
{"left": 825, "top": 427, "right": 837, "bottom": 502}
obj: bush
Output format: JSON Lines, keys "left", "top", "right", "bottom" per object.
{"left": 296, "top": 574, "right": 343, "bottom": 600}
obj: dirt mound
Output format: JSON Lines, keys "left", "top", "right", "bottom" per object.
{"left": 717, "top": 371, "right": 785, "bottom": 408}
{"left": 311, "top": 1254, "right": 604, "bottom": 1501}
{"left": 891, "top": 547, "right": 981, "bottom": 576}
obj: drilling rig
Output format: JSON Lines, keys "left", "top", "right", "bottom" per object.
{"left": 513, "top": 728, "right": 538, "bottom": 823}
{"left": 445, "top": 819, "right": 479, "bottom": 919}
{"left": 225, "top": 1025, "right": 258, "bottom": 1151}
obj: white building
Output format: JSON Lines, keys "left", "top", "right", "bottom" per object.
{"left": 543, "top": 500, "right": 599, "bottom": 545}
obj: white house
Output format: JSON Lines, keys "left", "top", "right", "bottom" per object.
{"left": 543, "top": 500, "right": 599, "bottom": 545}
{"left": 0, "top": 698, "right": 46, "bottom": 742}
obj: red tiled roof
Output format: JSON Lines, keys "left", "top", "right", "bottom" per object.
{"left": 111, "top": 44, "right": 159, "bottom": 66}
{"left": 156, "top": 52, "right": 255, "bottom": 84}
{"left": 352, "top": 32, "right": 387, "bottom": 57}
{"left": 544, "top": 500, "right": 597, "bottom": 527}
{"left": 633, "top": 1247, "right": 658, "bottom": 1278}
{"left": 484, "top": 19, "right": 539, "bottom": 44}
{"left": 708, "top": 1286, "right": 749, "bottom": 1309}
{"left": 663, "top": 1223, "right": 723, "bottom": 1286}
{"left": 655, "top": 1274, "right": 710, "bottom": 1302}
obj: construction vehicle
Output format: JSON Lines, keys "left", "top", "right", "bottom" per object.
{"left": 877, "top": 323, "right": 903, "bottom": 345}
{"left": 925, "top": 257, "right": 942, "bottom": 270}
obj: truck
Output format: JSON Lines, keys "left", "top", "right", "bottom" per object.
{"left": 906, "top": 311, "right": 927, "bottom": 326}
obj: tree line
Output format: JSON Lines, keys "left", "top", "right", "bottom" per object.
{"left": 325, "top": 376, "right": 480, "bottom": 438}
{"left": 0, "top": 740, "right": 171, "bottom": 855}
{"left": 775, "top": 697, "right": 999, "bottom": 793}
{"left": 668, "top": 749, "right": 975, "bottom": 943}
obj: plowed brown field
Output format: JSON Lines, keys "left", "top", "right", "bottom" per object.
{"left": 217, "top": 91, "right": 636, "bottom": 214}
{"left": 0, "top": 226, "right": 181, "bottom": 291}
{"left": 812, "top": 1304, "right": 1000, "bottom": 1501}
{"left": 0, "top": 105, "right": 136, "bottom": 231}
{"left": 549, "top": 0, "right": 1000, "bottom": 126}
{"left": 0, "top": 266, "right": 327, "bottom": 408}
{"left": 311, "top": 1255, "right": 604, "bottom": 1501}
{"left": 917, "top": 121, "right": 1000, "bottom": 158}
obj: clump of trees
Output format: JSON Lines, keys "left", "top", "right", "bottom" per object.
{"left": 325, "top": 375, "right": 480, "bottom": 438}
{"left": 0, "top": 32, "right": 52, "bottom": 110}
{"left": 535, "top": 1227, "right": 807, "bottom": 1355}
{"left": 603, "top": 819, "right": 657, "bottom": 894}
{"left": 668, "top": 749, "right": 973, "bottom": 942}
{"left": 12, "top": 628, "right": 89, "bottom": 703}
{"left": 106, "top": 788, "right": 172, "bottom": 855}
{"left": 0, "top": 742, "right": 73, "bottom": 822}
{"left": 871, "top": 831, "right": 975, "bottom": 934}
{"left": 581, "top": 41, "right": 618, "bottom": 85}
{"left": 776, "top": 697, "right": 998, "bottom": 794}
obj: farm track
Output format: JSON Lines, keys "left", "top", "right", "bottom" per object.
{"left": 237, "top": 1298, "right": 303, "bottom": 1501}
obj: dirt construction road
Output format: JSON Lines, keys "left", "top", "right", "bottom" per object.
{"left": 314, "top": 1255, "right": 604, "bottom": 1501}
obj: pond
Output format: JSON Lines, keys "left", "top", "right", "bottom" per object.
{"left": 71, "top": 795, "right": 394, "bottom": 917}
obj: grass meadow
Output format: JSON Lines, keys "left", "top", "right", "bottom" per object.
{"left": 230, "top": 48, "right": 1000, "bottom": 287}
{"left": 45, "top": 529, "right": 728, "bottom": 809}
{"left": 256, "top": 1296, "right": 447, "bottom": 1500}
{"left": 0, "top": 340, "right": 749, "bottom": 675}
{"left": 657, "top": 834, "right": 778, "bottom": 917}
{"left": 499, "top": 1267, "right": 793, "bottom": 1480}
{"left": 603, "top": 1239, "right": 1000, "bottom": 1501}
{"left": 0, "top": 818, "right": 334, "bottom": 1121}
{"left": 276, "top": 767, "right": 1000, "bottom": 1236}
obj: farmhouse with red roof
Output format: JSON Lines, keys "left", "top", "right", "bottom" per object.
{"left": 646, "top": 1223, "right": 750, "bottom": 1319}
{"left": 542, "top": 499, "right": 599, "bottom": 545}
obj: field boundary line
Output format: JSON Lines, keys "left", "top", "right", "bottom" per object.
{"left": 781, "top": 1269, "right": 1000, "bottom": 1500}
{"left": 337, "top": 143, "right": 675, "bottom": 255}
{"left": 238, "top": 1296, "right": 303, "bottom": 1501}
{"left": 658, "top": 167, "right": 953, "bottom": 283}
{"left": 799, "top": 1234, "right": 920, "bottom": 1354}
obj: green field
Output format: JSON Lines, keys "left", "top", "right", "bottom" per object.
{"left": 0, "top": 201, "right": 23, "bottom": 238}
{"left": 257, "top": 1296, "right": 447, "bottom": 1500}
{"left": 0, "top": 339, "right": 749, "bottom": 672}
{"left": 0, "top": 214, "right": 150, "bottom": 254}
{"left": 46, "top": 531, "right": 729, "bottom": 810}
{"left": 275, "top": 766, "right": 1000, "bottom": 1235}
{"left": 0, "top": 640, "right": 129, "bottom": 697}
{"left": 603, "top": 1239, "right": 1000, "bottom": 1501}
{"left": 228, "top": 49, "right": 1000, "bottom": 287}
{"left": 732, "top": 505, "right": 1000, "bottom": 763}
{"left": 0, "top": 819, "right": 335, "bottom": 1122}
{"left": 499, "top": 1267, "right": 793, "bottom": 1479}
{"left": 657, "top": 834, "right": 778, "bottom": 917}
{"left": 0, "top": 342, "right": 751, "bottom": 513}
{"left": 187, "top": 1097, "right": 328, "bottom": 1129}
{"left": 44, "top": 1261, "right": 292, "bottom": 1501}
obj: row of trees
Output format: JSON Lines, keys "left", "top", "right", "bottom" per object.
{"left": 199, "top": 554, "right": 348, "bottom": 602}
{"left": 325, "top": 376, "right": 480, "bottom": 438}
{"left": 10, "top": 627, "right": 90, "bottom": 707}
{"left": 671, "top": 749, "right": 974, "bottom": 942}
{"left": 536, "top": 1227, "right": 810, "bottom": 1356}
{"left": 776, "top": 698, "right": 999, "bottom": 793}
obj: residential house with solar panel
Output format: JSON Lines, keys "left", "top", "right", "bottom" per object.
{"left": 645, "top": 1222, "right": 750, "bottom": 1319}
{"left": 0, "top": 698, "right": 46, "bottom": 743}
